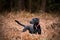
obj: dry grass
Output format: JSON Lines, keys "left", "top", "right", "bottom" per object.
{"left": 0, "top": 11, "right": 60, "bottom": 40}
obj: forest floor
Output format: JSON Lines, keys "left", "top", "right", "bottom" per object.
{"left": 0, "top": 11, "right": 60, "bottom": 40}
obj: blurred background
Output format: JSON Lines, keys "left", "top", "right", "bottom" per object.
{"left": 0, "top": 0, "right": 60, "bottom": 13}
{"left": 0, "top": 0, "right": 60, "bottom": 40}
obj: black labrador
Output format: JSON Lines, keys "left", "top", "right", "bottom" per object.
{"left": 15, "top": 18, "right": 41, "bottom": 34}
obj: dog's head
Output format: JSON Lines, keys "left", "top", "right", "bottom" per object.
{"left": 30, "top": 18, "right": 39, "bottom": 25}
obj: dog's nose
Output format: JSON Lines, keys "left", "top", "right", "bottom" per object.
{"left": 30, "top": 21, "right": 34, "bottom": 24}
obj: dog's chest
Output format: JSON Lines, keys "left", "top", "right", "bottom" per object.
{"left": 29, "top": 25, "right": 34, "bottom": 31}
{"left": 29, "top": 25, "right": 37, "bottom": 32}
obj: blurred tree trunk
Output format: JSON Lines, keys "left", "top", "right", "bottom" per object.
{"left": 24, "top": 0, "right": 29, "bottom": 11}
{"left": 36, "top": 0, "right": 41, "bottom": 12}
{"left": 40, "top": 0, "right": 47, "bottom": 12}
{"left": 18, "top": 0, "right": 24, "bottom": 10}
{"left": 29, "top": 0, "right": 32, "bottom": 12}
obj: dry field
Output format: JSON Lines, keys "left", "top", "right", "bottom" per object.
{"left": 0, "top": 11, "right": 60, "bottom": 40}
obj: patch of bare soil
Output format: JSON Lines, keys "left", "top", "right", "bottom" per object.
{"left": 0, "top": 11, "right": 60, "bottom": 40}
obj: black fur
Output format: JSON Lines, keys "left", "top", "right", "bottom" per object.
{"left": 15, "top": 18, "right": 41, "bottom": 34}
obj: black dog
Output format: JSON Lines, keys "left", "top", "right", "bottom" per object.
{"left": 15, "top": 18, "right": 41, "bottom": 34}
